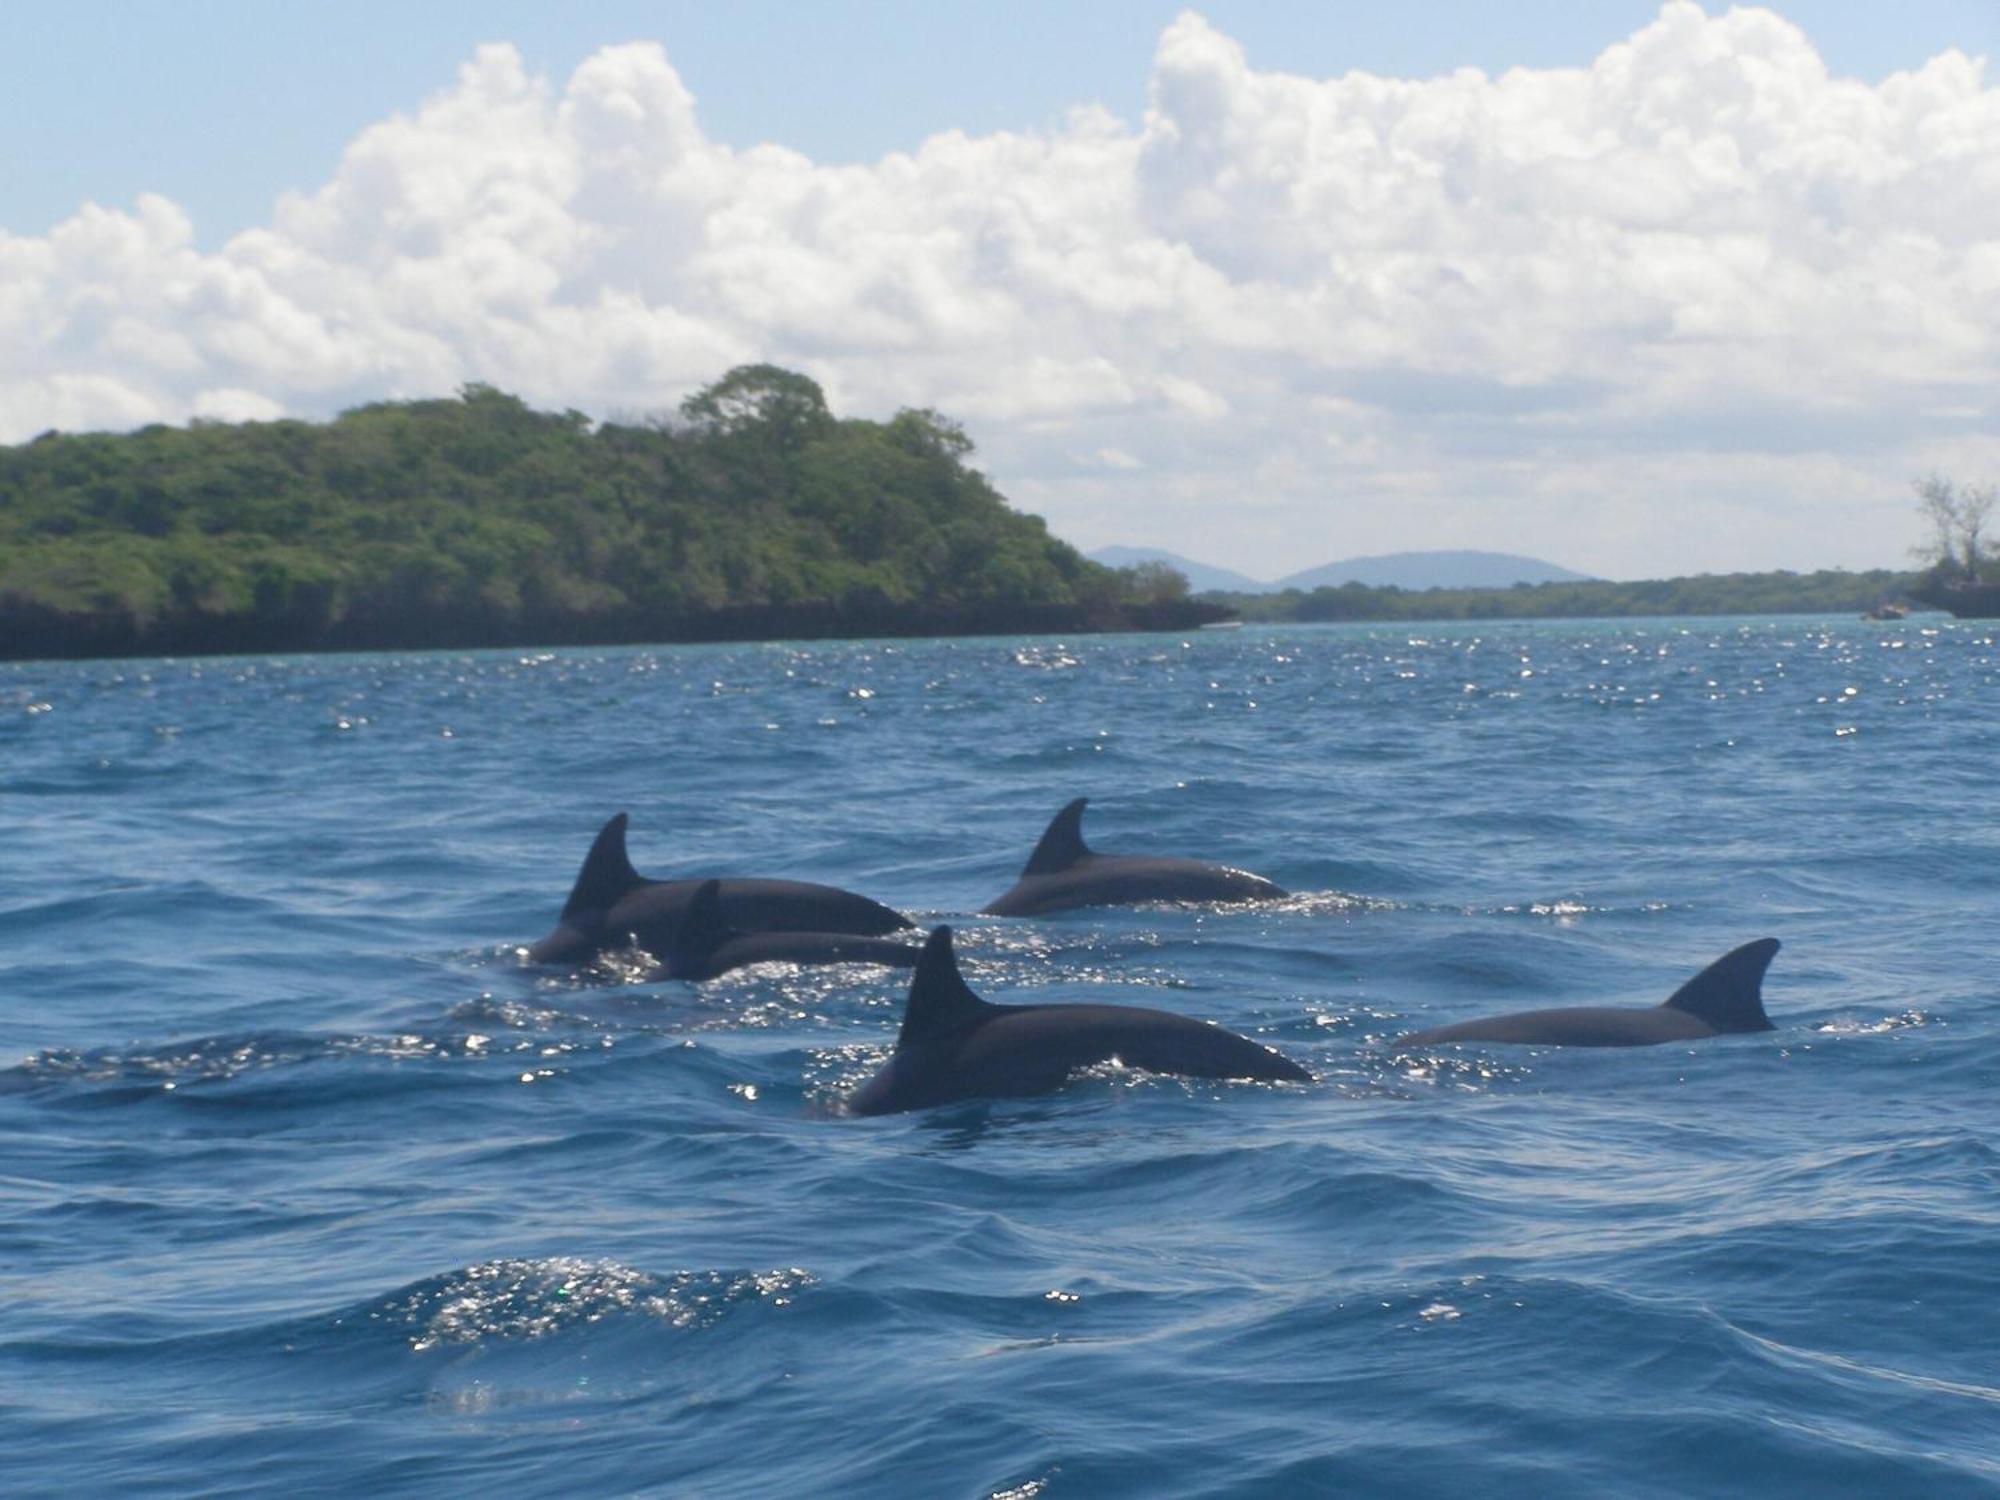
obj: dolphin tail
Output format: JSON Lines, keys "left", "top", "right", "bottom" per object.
{"left": 560, "top": 812, "right": 646, "bottom": 919}
{"left": 667, "top": 879, "right": 734, "bottom": 976}
{"left": 1661, "top": 938, "right": 1780, "bottom": 1032}
{"left": 897, "top": 927, "right": 996, "bottom": 1049}
{"left": 1022, "top": 798, "right": 1092, "bottom": 877}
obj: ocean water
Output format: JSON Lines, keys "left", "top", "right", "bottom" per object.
{"left": 3, "top": 617, "right": 1997, "bottom": 1498}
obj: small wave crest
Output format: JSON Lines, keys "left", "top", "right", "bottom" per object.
{"left": 4, "top": 1023, "right": 620, "bottom": 1104}
{"left": 364, "top": 1257, "right": 814, "bottom": 1354}
{"left": 1815, "top": 1009, "right": 1934, "bottom": 1036}
{"left": 1489, "top": 896, "right": 1676, "bottom": 921}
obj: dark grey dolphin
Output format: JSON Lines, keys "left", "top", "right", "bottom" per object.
{"left": 527, "top": 813, "right": 911, "bottom": 966}
{"left": 1397, "top": 938, "right": 1781, "bottom": 1048}
{"left": 846, "top": 925, "right": 1311, "bottom": 1115}
{"left": 980, "top": 798, "right": 1287, "bottom": 916}
{"left": 664, "top": 880, "right": 922, "bottom": 981}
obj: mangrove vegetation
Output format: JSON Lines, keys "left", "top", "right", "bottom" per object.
{"left": 1205, "top": 568, "right": 1922, "bottom": 625}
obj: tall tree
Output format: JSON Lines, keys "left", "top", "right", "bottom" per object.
{"left": 680, "top": 365, "right": 833, "bottom": 450}
{"left": 1912, "top": 474, "right": 1963, "bottom": 577}
{"left": 1954, "top": 483, "right": 1997, "bottom": 583}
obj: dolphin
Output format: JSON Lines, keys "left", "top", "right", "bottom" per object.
{"left": 980, "top": 798, "right": 1287, "bottom": 916}
{"left": 663, "top": 880, "right": 922, "bottom": 980}
{"left": 1396, "top": 938, "right": 1781, "bottom": 1048}
{"left": 846, "top": 925, "right": 1311, "bottom": 1115}
{"left": 527, "top": 813, "right": 912, "bottom": 966}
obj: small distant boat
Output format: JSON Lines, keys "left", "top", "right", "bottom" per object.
{"left": 1198, "top": 619, "right": 1243, "bottom": 630}
{"left": 1862, "top": 602, "right": 1909, "bottom": 621}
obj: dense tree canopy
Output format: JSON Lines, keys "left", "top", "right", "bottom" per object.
{"left": 0, "top": 368, "right": 1215, "bottom": 658}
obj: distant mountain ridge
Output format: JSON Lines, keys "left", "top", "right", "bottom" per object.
{"left": 1086, "top": 546, "right": 1272, "bottom": 594}
{"left": 1088, "top": 546, "right": 1592, "bottom": 593}
{"left": 1277, "top": 550, "right": 1593, "bottom": 590}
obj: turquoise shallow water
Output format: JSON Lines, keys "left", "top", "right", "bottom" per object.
{"left": 3, "top": 617, "right": 1997, "bottom": 1498}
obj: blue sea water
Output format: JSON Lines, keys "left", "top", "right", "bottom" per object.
{"left": 3, "top": 617, "right": 1997, "bottom": 1498}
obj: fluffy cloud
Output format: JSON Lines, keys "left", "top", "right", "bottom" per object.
{"left": 5, "top": 4, "right": 1997, "bottom": 577}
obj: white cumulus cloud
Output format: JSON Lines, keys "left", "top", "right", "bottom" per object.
{"left": 3, "top": 4, "right": 1996, "bottom": 578}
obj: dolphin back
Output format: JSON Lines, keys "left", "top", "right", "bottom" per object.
{"left": 1661, "top": 938, "right": 1781, "bottom": 1033}
{"left": 666, "top": 879, "right": 734, "bottom": 977}
{"left": 1092, "top": 1010, "right": 1313, "bottom": 1084}
{"left": 672, "top": 879, "right": 920, "bottom": 978}
{"left": 983, "top": 797, "right": 1286, "bottom": 915}
{"left": 709, "top": 880, "right": 912, "bottom": 936}
{"left": 848, "top": 925, "right": 1311, "bottom": 1114}
{"left": 531, "top": 814, "right": 911, "bottom": 967}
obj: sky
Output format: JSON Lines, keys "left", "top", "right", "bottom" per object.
{"left": 4, "top": 1, "right": 1997, "bottom": 580}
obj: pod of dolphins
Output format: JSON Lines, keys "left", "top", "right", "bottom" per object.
{"left": 527, "top": 800, "right": 1782, "bottom": 1116}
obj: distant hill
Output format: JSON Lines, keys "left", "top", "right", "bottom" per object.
{"left": 1089, "top": 546, "right": 1591, "bottom": 594}
{"left": 1087, "top": 546, "right": 1276, "bottom": 594}
{"left": 1275, "top": 550, "right": 1592, "bottom": 591}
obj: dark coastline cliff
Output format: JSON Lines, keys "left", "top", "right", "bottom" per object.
{"left": 0, "top": 365, "right": 1223, "bottom": 663}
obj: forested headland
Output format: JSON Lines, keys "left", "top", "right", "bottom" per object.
{"left": 0, "top": 365, "right": 1219, "bottom": 661}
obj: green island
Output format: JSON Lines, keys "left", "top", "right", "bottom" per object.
{"left": 0, "top": 365, "right": 1222, "bottom": 662}
{"left": 0, "top": 363, "right": 1946, "bottom": 662}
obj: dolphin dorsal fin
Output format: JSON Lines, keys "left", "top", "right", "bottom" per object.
{"left": 1022, "top": 798, "right": 1092, "bottom": 877}
{"left": 668, "top": 879, "right": 734, "bottom": 973}
{"left": 560, "top": 812, "right": 645, "bottom": 919}
{"left": 896, "top": 927, "right": 995, "bottom": 1049}
{"left": 1662, "top": 938, "right": 1780, "bottom": 1032}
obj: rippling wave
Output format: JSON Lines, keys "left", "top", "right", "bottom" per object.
{"left": 5, "top": 618, "right": 2000, "bottom": 1496}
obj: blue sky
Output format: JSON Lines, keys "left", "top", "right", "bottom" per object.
{"left": 8, "top": 2, "right": 1993, "bottom": 244}
{"left": 4, "top": 3, "right": 1998, "bottom": 578}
